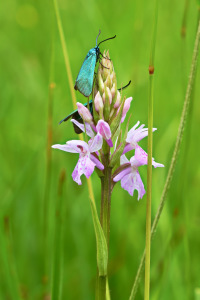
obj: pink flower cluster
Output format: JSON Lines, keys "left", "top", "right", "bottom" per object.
{"left": 52, "top": 102, "right": 164, "bottom": 199}
{"left": 52, "top": 50, "right": 164, "bottom": 200}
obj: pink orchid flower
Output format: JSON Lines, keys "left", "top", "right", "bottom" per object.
{"left": 71, "top": 119, "right": 113, "bottom": 147}
{"left": 123, "top": 121, "right": 157, "bottom": 154}
{"left": 113, "top": 145, "right": 164, "bottom": 199}
{"left": 52, "top": 134, "right": 104, "bottom": 185}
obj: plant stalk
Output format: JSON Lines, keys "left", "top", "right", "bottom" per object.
{"left": 144, "top": 0, "right": 158, "bottom": 298}
{"left": 145, "top": 73, "right": 154, "bottom": 300}
{"left": 129, "top": 19, "right": 200, "bottom": 300}
{"left": 96, "top": 154, "right": 112, "bottom": 300}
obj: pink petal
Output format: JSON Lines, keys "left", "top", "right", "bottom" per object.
{"left": 152, "top": 159, "right": 164, "bottom": 168}
{"left": 71, "top": 119, "right": 95, "bottom": 138}
{"left": 52, "top": 140, "right": 88, "bottom": 154}
{"left": 120, "top": 154, "right": 130, "bottom": 165}
{"left": 88, "top": 133, "right": 103, "bottom": 153}
{"left": 106, "top": 138, "right": 113, "bottom": 147}
{"left": 72, "top": 155, "right": 95, "bottom": 185}
{"left": 90, "top": 154, "right": 104, "bottom": 170}
{"left": 123, "top": 143, "right": 135, "bottom": 154}
{"left": 126, "top": 121, "right": 157, "bottom": 144}
{"left": 134, "top": 145, "right": 164, "bottom": 168}
{"left": 133, "top": 145, "right": 148, "bottom": 166}
{"left": 113, "top": 166, "right": 132, "bottom": 182}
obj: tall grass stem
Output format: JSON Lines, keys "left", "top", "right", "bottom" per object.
{"left": 53, "top": 0, "right": 77, "bottom": 109}
{"left": 51, "top": 170, "right": 66, "bottom": 300}
{"left": 144, "top": 0, "right": 158, "bottom": 299}
{"left": 129, "top": 19, "right": 200, "bottom": 300}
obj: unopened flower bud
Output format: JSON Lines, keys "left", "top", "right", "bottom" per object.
{"left": 97, "top": 73, "right": 104, "bottom": 95}
{"left": 96, "top": 120, "right": 113, "bottom": 147}
{"left": 111, "top": 83, "right": 116, "bottom": 98}
{"left": 104, "top": 75, "right": 112, "bottom": 89}
{"left": 121, "top": 97, "right": 133, "bottom": 123}
{"left": 105, "top": 87, "right": 112, "bottom": 104}
{"left": 77, "top": 102, "right": 93, "bottom": 124}
{"left": 94, "top": 91, "right": 104, "bottom": 113}
{"left": 114, "top": 91, "right": 121, "bottom": 108}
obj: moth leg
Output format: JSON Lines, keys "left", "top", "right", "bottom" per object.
{"left": 100, "top": 52, "right": 111, "bottom": 61}
{"left": 99, "top": 60, "right": 110, "bottom": 69}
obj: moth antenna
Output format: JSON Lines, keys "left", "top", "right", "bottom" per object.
{"left": 117, "top": 80, "right": 131, "bottom": 91}
{"left": 98, "top": 35, "right": 116, "bottom": 47}
{"left": 96, "top": 29, "right": 101, "bottom": 46}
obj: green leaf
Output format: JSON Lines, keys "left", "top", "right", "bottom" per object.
{"left": 90, "top": 197, "right": 108, "bottom": 276}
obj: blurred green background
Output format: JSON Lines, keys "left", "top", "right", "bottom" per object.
{"left": 1, "top": 0, "right": 200, "bottom": 299}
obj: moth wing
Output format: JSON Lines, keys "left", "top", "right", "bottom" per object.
{"left": 74, "top": 50, "right": 97, "bottom": 97}
{"left": 59, "top": 109, "right": 79, "bottom": 124}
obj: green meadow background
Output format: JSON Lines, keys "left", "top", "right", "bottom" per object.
{"left": 1, "top": 0, "right": 200, "bottom": 299}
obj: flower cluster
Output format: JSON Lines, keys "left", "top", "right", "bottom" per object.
{"left": 52, "top": 51, "right": 164, "bottom": 199}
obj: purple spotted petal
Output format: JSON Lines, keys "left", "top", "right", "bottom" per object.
{"left": 121, "top": 170, "right": 145, "bottom": 200}
{"left": 72, "top": 155, "right": 95, "bottom": 185}
{"left": 52, "top": 140, "right": 88, "bottom": 154}
{"left": 71, "top": 119, "right": 95, "bottom": 138}
{"left": 90, "top": 154, "right": 104, "bottom": 170}
{"left": 133, "top": 145, "right": 148, "bottom": 166}
{"left": 88, "top": 133, "right": 103, "bottom": 153}
{"left": 134, "top": 145, "right": 164, "bottom": 168}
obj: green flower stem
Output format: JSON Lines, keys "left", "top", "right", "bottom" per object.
{"left": 129, "top": 18, "right": 200, "bottom": 300}
{"left": 100, "top": 155, "right": 112, "bottom": 246}
{"left": 96, "top": 154, "right": 112, "bottom": 300}
{"left": 51, "top": 170, "right": 66, "bottom": 300}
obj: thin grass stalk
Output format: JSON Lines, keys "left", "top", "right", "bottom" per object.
{"left": 42, "top": 22, "right": 55, "bottom": 298}
{"left": 144, "top": 0, "right": 158, "bottom": 299}
{"left": 179, "top": 9, "right": 200, "bottom": 298}
{"left": 43, "top": 82, "right": 55, "bottom": 237}
{"left": 51, "top": 170, "right": 66, "bottom": 300}
{"left": 129, "top": 19, "right": 200, "bottom": 300}
{"left": 181, "top": 0, "right": 190, "bottom": 38}
{"left": 0, "top": 216, "right": 22, "bottom": 300}
{"left": 53, "top": 0, "right": 77, "bottom": 109}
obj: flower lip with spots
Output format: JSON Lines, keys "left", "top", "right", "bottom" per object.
{"left": 52, "top": 134, "right": 104, "bottom": 185}
{"left": 113, "top": 145, "right": 164, "bottom": 199}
